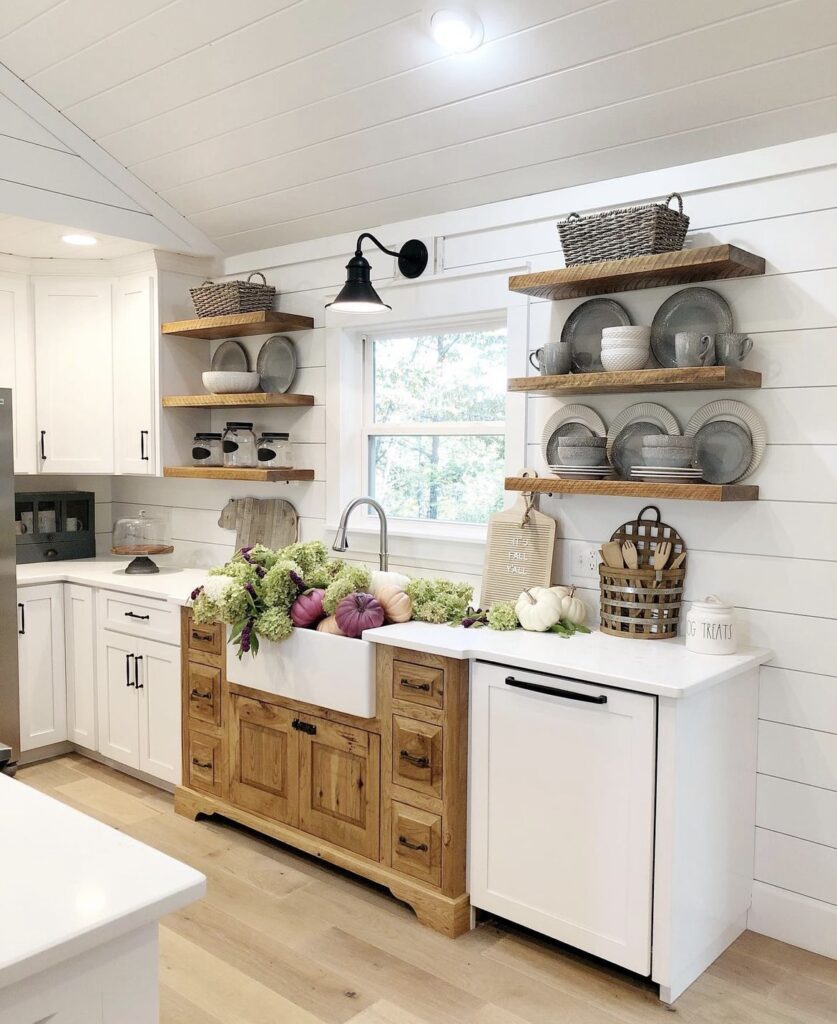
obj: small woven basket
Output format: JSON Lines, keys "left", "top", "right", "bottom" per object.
{"left": 599, "top": 505, "right": 687, "bottom": 640}
{"left": 190, "top": 272, "right": 276, "bottom": 318}
{"left": 557, "top": 193, "right": 689, "bottom": 266}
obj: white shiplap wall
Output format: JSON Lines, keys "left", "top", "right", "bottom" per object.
{"left": 111, "top": 134, "right": 837, "bottom": 958}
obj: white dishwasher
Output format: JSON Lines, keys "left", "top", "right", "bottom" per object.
{"left": 469, "top": 661, "right": 657, "bottom": 975}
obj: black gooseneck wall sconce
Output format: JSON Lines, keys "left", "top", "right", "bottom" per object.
{"left": 325, "top": 233, "right": 429, "bottom": 313}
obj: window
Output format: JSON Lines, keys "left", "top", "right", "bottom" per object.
{"left": 363, "top": 325, "right": 507, "bottom": 526}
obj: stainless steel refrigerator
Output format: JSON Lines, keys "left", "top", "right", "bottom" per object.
{"left": 0, "top": 388, "right": 20, "bottom": 759}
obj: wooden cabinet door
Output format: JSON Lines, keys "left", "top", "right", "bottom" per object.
{"left": 17, "top": 584, "right": 66, "bottom": 751}
{"left": 65, "top": 584, "right": 97, "bottom": 749}
{"left": 96, "top": 630, "right": 139, "bottom": 769}
{"left": 136, "top": 638, "right": 181, "bottom": 785}
{"left": 33, "top": 277, "right": 113, "bottom": 474}
{"left": 0, "top": 274, "right": 36, "bottom": 474}
{"left": 113, "top": 274, "right": 155, "bottom": 475}
{"left": 298, "top": 716, "right": 380, "bottom": 860}
{"left": 230, "top": 696, "right": 298, "bottom": 826}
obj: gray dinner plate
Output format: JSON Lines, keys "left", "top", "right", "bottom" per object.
{"left": 545, "top": 422, "right": 594, "bottom": 464}
{"left": 256, "top": 335, "right": 297, "bottom": 393}
{"left": 610, "top": 421, "right": 665, "bottom": 479}
{"left": 651, "top": 287, "right": 734, "bottom": 368}
{"left": 210, "top": 339, "right": 248, "bottom": 372}
{"left": 562, "top": 298, "right": 632, "bottom": 373}
{"left": 693, "top": 420, "right": 752, "bottom": 483}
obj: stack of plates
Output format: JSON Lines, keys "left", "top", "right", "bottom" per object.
{"left": 549, "top": 465, "right": 615, "bottom": 480}
{"left": 632, "top": 466, "right": 704, "bottom": 484}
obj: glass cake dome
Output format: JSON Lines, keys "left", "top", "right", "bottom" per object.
{"left": 111, "top": 509, "right": 173, "bottom": 574}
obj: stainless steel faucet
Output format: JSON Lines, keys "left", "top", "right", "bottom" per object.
{"left": 332, "top": 497, "right": 389, "bottom": 570}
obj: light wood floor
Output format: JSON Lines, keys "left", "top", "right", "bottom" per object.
{"left": 17, "top": 754, "right": 837, "bottom": 1024}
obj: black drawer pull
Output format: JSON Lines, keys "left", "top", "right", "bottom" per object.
{"left": 398, "top": 836, "right": 428, "bottom": 853}
{"left": 191, "top": 758, "right": 212, "bottom": 770}
{"left": 291, "top": 718, "right": 317, "bottom": 735}
{"left": 399, "top": 750, "right": 430, "bottom": 768}
{"left": 134, "top": 655, "right": 144, "bottom": 689}
{"left": 125, "top": 611, "right": 150, "bottom": 620}
{"left": 399, "top": 678, "right": 430, "bottom": 692}
{"left": 125, "top": 652, "right": 135, "bottom": 686}
{"left": 191, "top": 628, "right": 214, "bottom": 642}
{"left": 190, "top": 689, "right": 213, "bottom": 701}
{"left": 505, "top": 675, "right": 607, "bottom": 704}
{"left": 17, "top": 603, "right": 24, "bottom": 635}
{"left": 40, "top": 429, "right": 46, "bottom": 460}
{"left": 140, "top": 429, "right": 149, "bottom": 461}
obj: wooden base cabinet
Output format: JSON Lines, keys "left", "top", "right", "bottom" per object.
{"left": 176, "top": 611, "right": 471, "bottom": 937}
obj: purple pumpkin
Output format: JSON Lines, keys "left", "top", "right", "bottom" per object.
{"left": 335, "top": 592, "right": 384, "bottom": 638}
{"left": 291, "top": 588, "right": 326, "bottom": 628}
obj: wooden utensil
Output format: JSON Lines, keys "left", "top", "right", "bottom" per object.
{"left": 652, "top": 540, "right": 672, "bottom": 572}
{"left": 600, "top": 541, "right": 624, "bottom": 569}
{"left": 621, "top": 541, "right": 638, "bottom": 569}
{"left": 670, "top": 551, "right": 687, "bottom": 570}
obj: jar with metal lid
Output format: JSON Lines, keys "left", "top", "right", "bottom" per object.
{"left": 685, "top": 595, "right": 736, "bottom": 655}
{"left": 256, "top": 431, "right": 294, "bottom": 468}
{"left": 192, "top": 432, "right": 223, "bottom": 467}
{"left": 222, "top": 422, "right": 257, "bottom": 468}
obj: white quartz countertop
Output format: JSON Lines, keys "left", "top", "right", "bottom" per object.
{"left": 0, "top": 774, "right": 205, "bottom": 990}
{"left": 16, "top": 558, "right": 208, "bottom": 605}
{"left": 362, "top": 621, "right": 770, "bottom": 699}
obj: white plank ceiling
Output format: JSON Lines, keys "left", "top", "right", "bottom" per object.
{"left": 1, "top": 0, "right": 836, "bottom": 255}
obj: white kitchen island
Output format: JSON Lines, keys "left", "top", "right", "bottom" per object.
{"left": 0, "top": 774, "right": 205, "bottom": 1024}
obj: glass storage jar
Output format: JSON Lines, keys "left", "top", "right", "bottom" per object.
{"left": 191, "top": 432, "right": 223, "bottom": 467}
{"left": 256, "top": 431, "right": 294, "bottom": 468}
{"left": 222, "top": 421, "right": 257, "bottom": 468}
{"left": 111, "top": 509, "right": 173, "bottom": 574}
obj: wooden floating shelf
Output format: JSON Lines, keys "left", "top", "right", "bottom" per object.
{"left": 508, "top": 365, "right": 761, "bottom": 397}
{"left": 161, "top": 310, "right": 315, "bottom": 339}
{"left": 508, "top": 245, "right": 765, "bottom": 300}
{"left": 162, "top": 392, "right": 315, "bottom": 408}
{"left": 505, "top": 476, "right": 758, "bottom": 502}
{"left": 164, "top": 466, "right": 315, "bottom": 482}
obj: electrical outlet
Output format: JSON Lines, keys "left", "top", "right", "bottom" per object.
{"left": 569, "top": 540, "right": 599, "bottom": 580}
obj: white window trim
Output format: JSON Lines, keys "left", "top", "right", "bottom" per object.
{"left": 359, "top": 316, "right": 507, "bottom": 536}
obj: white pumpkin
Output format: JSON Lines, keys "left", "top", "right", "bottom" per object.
{"left": 514, "top": 587, "right": 562, "bottom": 632}
{"left": 369, "top": 570, "right": 411, "bottom": 599}
{"left": 557, "top": 585, "right": 586, "bottom": 626}
{"left": 549, "top": 585, "right": 572, "bottom": 601}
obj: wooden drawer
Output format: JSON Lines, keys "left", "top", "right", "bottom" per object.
{"left": 392, "top": 659, "right": 444, "bottom": 709}
{"left": 390, "top": 801, "right": 442, "bottom": 887}
{"left": 188, "top": 619, "right": 224, "bottom": 657}
{"left": 187, "top": 661, "right": 222, "bottom": 728}
{"left": 392, "top": 715, "right": 443, "bottom": 799}
{"left": 187, "top": 731, "right": 225, "bottom": 797}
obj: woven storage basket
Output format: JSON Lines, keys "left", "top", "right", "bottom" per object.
{"left": 599, "top": 505, "right": 687, "bottom": 640}
{"left": 557, "top": 193, "right": 689, "bottom": 266}
{"left": 190, "top": 272, "right": 276, "bottom": 317}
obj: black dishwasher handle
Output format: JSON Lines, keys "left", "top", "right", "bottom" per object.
{"left": 504, "top": 675, "right": 607, "bottom": 704}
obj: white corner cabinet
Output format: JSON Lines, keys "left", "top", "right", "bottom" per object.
{"left": 0, "top": 254, "right": 212, "bottom": 476}
{"left": 17, "top": 581, "right": 182, "bottom": 787}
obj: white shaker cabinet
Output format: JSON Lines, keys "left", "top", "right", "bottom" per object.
{"left": 113, "top": 274, "right": 156, "bottom": 475}
{"left": 0, "top": 274, "right": 36, "bottom": 474}
{"left": 33, "top": 277, "right": 113, "bottom": 474}
{"left": 64, "top": 584, "right": 97, "bottom": 750}
{"left": 17, "top": 584, "right": 67, "bottom": 751}
{"left": 97, "top": 630, "right": 141, "bottom": 769}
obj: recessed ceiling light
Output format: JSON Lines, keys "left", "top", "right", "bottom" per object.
{"left": 61, "top": 233, "right": 98, "bottom": 246}
{"left": 430, "top": 7, "right": 484, "bottom": 53}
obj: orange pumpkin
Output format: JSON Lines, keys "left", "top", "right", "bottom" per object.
{"left": 376, "top": 583, "right": 412, "bottom": 623}
{"left": 316, "top": 614, "right": 344, "bottom": 635}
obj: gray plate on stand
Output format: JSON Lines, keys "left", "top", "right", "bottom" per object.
{"left": 693, "top": 420, "right": 752, "bottom": 483}
{"left": 651, "top": 287, "right": 734, "bottom": 368}
{"left": 256, "top": 335, "right": 297, "bottom": 393}
{"left": 562, "top": 298, "right": 632, "bottom": 373}
{"left": 210, "top": 339, "right": 248, "bottom": 372}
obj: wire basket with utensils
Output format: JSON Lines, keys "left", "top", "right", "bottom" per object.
{"left": 599, "top": 505, "right": 687, "bottom": 639}
{"left": 190, "top": 272, "right": 276, "bottom": 318}
{"left": 557, "top": 193, "right": 689, "bottom": 266}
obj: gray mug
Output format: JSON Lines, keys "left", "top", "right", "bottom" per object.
{"left": 529, "top": 340, "right": 572, "bottom": 376}
{"left": 715, "top": 333, "right": 753, "bottom": 365}
{"left": 675, "top": 332, "right": 715, "bottom": 367}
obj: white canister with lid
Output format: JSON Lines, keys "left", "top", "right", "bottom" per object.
{"left": 685, "top": 595, "right": 736, "bottom": 655}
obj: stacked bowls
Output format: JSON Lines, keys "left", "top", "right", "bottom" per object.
{"left": 634, "top": 435, "right": 703, "bottom": 482}
{"left": 601, "top": 326, "right": 651, "bottom": 372}
{"left": 550, "top": 436, "right": 611, "bottom": 478}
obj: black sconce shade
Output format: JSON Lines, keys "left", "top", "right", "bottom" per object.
{"left": 326, "top": 234, "right": 428, "bottom": 313}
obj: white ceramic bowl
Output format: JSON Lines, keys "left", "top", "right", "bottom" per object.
{"left": 202, "top": 371, "right": 261, "bottom": 394}
{"left": 601, "top": 338, "right": 650, "bottom": 349}
{"left": 601, "top": 326, "right": 651, "bottom": 341}
{"left": 601, "top": 349, "right": 649, "bottom": 371}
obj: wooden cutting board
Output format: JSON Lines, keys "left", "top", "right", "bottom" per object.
{"left": 481, "top": 494, "right": 556, "bottom": 606}
{"left": 218, "top": 497, "right": 298, "bottom": 552}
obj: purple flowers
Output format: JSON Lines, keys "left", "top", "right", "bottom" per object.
{"left": 190, "top": 585, "right": 204, "bottom": 601}
{"left": 290, "top": 570, "right": 306, "bottom": 593}
{"left": 240, "top": 616, "right": 256, "bottom": 653}
{"left": 244, "top": 582, "right": 257, "bottom": 599}
{"left": 256, "top": 565, "right": 266, "bottom": 578}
